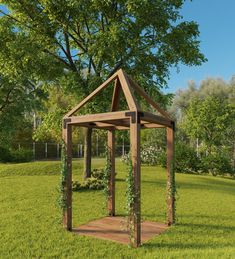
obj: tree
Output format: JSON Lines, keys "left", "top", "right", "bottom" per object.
{"left": 0, "top": 1, "right": 206, "bottom": 177}
{"left": 0, "top": 74, "right": 45, "bottom": 148}
{"left": 171, "top": 77, "right": 235, "bottom": 118}
{"left": 181, "top": 96, "right": 235, "bottom": 174}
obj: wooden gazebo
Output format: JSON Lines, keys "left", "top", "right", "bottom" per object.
{"left": 62, "top": 69, "right": 175, "bottom": 247}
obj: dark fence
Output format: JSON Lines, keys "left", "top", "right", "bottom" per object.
{"left": 12, "top": 142, "right": 130, "bottom": 160}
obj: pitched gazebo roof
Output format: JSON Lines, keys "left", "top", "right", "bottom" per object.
{"left": 64, "top": 69, "right": 174, "bottom": 130}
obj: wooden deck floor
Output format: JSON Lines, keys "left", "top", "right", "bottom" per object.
{"left": 73, "top": 216, "right": 168, "bottom": 245}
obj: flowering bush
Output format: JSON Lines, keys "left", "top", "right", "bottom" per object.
{"left": 121, "top": 146, "right": 160, "bottom": 166}
{"left": 141, "top": 146, "right": 160, "bottom": 165}
{"left": 120, "top": 152, "right": 130, "bottom": 164}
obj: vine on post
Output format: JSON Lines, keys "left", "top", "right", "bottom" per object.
{"left": 125, "top": 158, "right": 136, "bottom": 246}
{"left": 58, "top": 141, "right": 67, "bottom": 218}
{"left": 167, "top": 160, "right": 176, "bottom": 225}
{"left": 103, "top": 145, "right": 111, "bottom": 211}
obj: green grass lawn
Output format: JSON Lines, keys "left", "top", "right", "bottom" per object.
{"left": 0, "top": 159, "right": 234, "bottom": 258}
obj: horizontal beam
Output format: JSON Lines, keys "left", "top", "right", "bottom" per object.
{"left": 67, "top": 110, "right": 130, "bottom": 125}
{"left": 141, "top": 123, "right": 165, "bottom": 129}
{"left": 77, "top": 122, "right": 129, "bottom": 130}
{"left": 141, "top": 112, "right": 173, "bottom": 127}
{"left": 65, "top": 110, "right": 173, "bottom": 129}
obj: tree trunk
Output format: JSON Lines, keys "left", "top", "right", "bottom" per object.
{"left": 84, "top": 127, "right": 92, "bottom": 179}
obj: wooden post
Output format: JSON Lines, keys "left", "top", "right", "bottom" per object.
{"left": 107, "top": 130, "right": 115, "bottom": 216}
{"left": 166, "top": 125, "right": 175, "bottom": 226}
{"left": 84, "top": 127, "right": 92, "bottom": 179}
{"left": 62, "top": 120, "right": 72, "bottom": 231}
{"left": 130, "top": 112, "right": 141, "bottom": 247}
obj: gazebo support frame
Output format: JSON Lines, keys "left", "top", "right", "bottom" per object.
{"left": 62, "top": 69, "right": 175, "bottom": 247}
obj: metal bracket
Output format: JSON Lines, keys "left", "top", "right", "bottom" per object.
{"left": 125, "top": 111, "right": 144, "bottom": 123}
{"left": 63, "top": 118, "right": 71, "bottom": 129}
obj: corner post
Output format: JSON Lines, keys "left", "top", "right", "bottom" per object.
{"left": 130, "top": 112, "right": 141, "bottom": 247}
{"left": 62, "top": 118, "right": 72, "bottom": 231}
{"left": 166, "top": 123, "right": 175, "bottom": 225}
{"left": 107, "top": 130, "right": 115, "bottom": 216}
{"left": 84, "top": 127, "right": 92, "bottom": 179}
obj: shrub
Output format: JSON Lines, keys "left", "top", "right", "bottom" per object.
{"left": 0, "top": 147, "right": 33, "bottom": 163}
{"left": 84, "top": 177, "right": 104, "bottom": 190}
{"left": 10, "top": 148, "right": 34, "bottom": 163}
{"left": 72, "top": 168, "right": 105, "bottom": 191}
{"left": 0, "top": 146, "right": 12, "bottom": 162}
{"left": 201, "top": 151, "right": 233, "bottom": 176}
{"left": 91, "top": 168, "right": 105, "bottom": 180}
{"left": 158, "top": 142, "right": 200, "bottom": 174}
{"left": 72, "top": 178, "right": 104, "bottom": 191}
{"left": 72, "top": 181, "right": 81, "bottom": 191}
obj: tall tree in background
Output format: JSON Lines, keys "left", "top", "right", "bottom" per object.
{"left": 0, "top": 0, "right": 206, "bottom": 176}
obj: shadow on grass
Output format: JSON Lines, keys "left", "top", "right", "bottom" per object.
{"left": 175, "top": 178, "right": 235, "bottom": 195}
{"left": 178, "top": 222, "right": 235, "bottom": 231}
{"left": 143, "top": 221, "right": 234, "bottom": 249}
{"left": 143, "top": 241, "right": 232, "bottom": 250}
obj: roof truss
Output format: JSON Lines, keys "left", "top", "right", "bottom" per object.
{"left": 64, "top": 69, "right": 174, "bottom": 129}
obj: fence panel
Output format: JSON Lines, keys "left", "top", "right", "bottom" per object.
{"left": 12, "top": 142, "right": 131, "bottom": 160}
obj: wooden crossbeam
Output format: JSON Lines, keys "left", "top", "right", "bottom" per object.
{"left": 141, "top": 111, "right": 172, "bottom": 127}
{"left": 141, "top": 123, "right": 165, "bottom": 129}
{"left": 75, "top": 121, "right": 129, "bottom": 130}
{"left": 68, "top": 110, "right": 129, "bottom": 125}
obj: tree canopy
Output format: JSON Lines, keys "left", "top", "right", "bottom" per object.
{"left": 0, "top": 0, "right": 206, "bottom": 140}
{"left": 0, "top": 0, "right": 205, "bottom": 89}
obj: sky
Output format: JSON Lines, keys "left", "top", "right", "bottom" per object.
{"left": 165, "top": 0, "right": 235, "bottom": 93}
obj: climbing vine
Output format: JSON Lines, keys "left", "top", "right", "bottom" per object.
{"left": 103, "top": 145, "right": 111, "bottom": 207}
{"left": 167, "top": 160, "right": 176, "bottom": 224}
{"left": 57, "top": 141, "right": 67, "bottom": 212}
{"left": 125, "top": 158, "right": 136, "bottom": 245}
